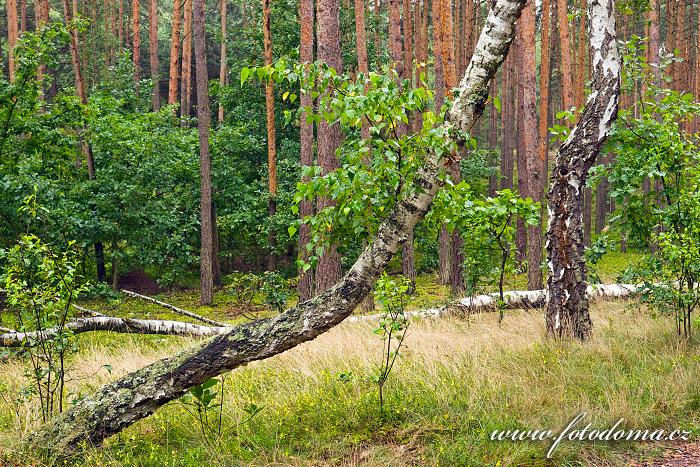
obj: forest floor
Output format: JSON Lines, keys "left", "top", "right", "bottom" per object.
{"left": 3, "top": 252, "right": 700, "bottom": 465}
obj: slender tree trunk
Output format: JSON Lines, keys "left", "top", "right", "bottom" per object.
{"left": 594, "top": 152, "right": 610, "bottom": 233}
{"left": 168, "top": 0, "right": 183, "bottom": 106}
{"left": 500, "top": 49, "right": 514, "bottom": 190}
{"left": 556, "top": 0, "right": 574, "bottom": 112}
{"left": 193, "top": 0, "right": 214, "bottom": 305}
{"left": 433, "top": 0, "right": 450, "bottom": 285}
{"left": 298, "top": 0, "right": 315, "bottom": 301}
{"left": 515, "top": 31, "right": 527, "bottom": 266}
{"left": 19, "top": 0, "right": 26, "bottom": 32}
{"left": 63, "top": 0, "right": 107, "bottom": 283}
{"left": 132, "top": 0, "right": 141, "bottom": 83}
{"left": 218, "top": 0, "right": 228, "bottom": 123}
{"left": 149, "top": 0, "right": 160, "bottom": 110}
{"left": 546, "top": 0, "right": 620, "bottom": 340}
{"left": 517, "top": 0, "right": 541, "bottom": 290}
{"left": 36, "top": 0, "right": 50, "bottom": 94}
{"left": 535, "top": 0, "right": 551, "bottom": 271}
{"left": 212, "top": 203, "right": 221, "bottom": 285}
{"left": 355, "top": 0, "right": 376, "bottom": 308}
{"left": 118, "top": 0, "right": 124, "bottom": 48}
{"left": 26, "top": 0, "right": 526, "bottom": 453}
{"left": 401, "top": 0, "right": 417, "bottom": 293}
{"left": 7, "top": 0, "right": 18, "bottom": 82}
{"left": 315, "top": 0, "right": 343, "bottom": 294}
{"left": 181, "top": 0, "right": 193, "bottom": 119}
{"left": 263, "top": 0, "right": 278, "bottom": 271}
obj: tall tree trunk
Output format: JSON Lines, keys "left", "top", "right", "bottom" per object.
{"left": 315, "top": 0, "right": 343, "bottom": 294}
{"left": 25, "top": 2, "right": 526, "bottom": 453}
{"left": 298, "top": 0, "right": 315, "bottom": 301}
{"left": 263, "top": 0, "right": 278, "bottom": 271}
{"left": 118, "top": 0, "right": 124, "bottom": 48}
{"left": 355, "top": 0, "right": 376, "bottom": 309}
{"left": 433, "top": 0, "right": 450, "bottom": 285}
{"left": 401, "top": 0, "right": 416, "bottom": 293}
{"left": 218, "top": 0, "right": 228, "bottom": 123}
{"left": 576, "top": 0, "right": 592, "bottom": 246}
{"left": 518, "top": 0, "right": 541, "bottom": 290}
{"left": 546, "top": 0, "right": 620, "bottom": 340}
{"left": 181, "top": 0, "right": 193, "bottom": 119}
{"left": 63, "top": 0, "right": 107, "bottom": 283}
{"left": 132, "top": 0, "right": 141, "bottom": 83}
{"left": 168, "top": 0, "right": 183, "bottom": 105}
{"left": 193, "top": 0, "right": 214, "bottom": 305}
{"left": 36, "top": 0, "right": 50, "bottom": 93}
{"left": 555, "top": 0, "right": 574, "bottom": 112}
{"left": 440, "top": 0, "right": 463, "bottom": 295}
{"left": 149, "top": 0, "right": 160, "bottom": 110}
{"left": 500, "top": 49, "right": 515, "bottom": 190}
{"left": 19, "top": 0, "right": 26, "bottom": 32}
{"left": 535, "top": 0, "right": 551, "bottom": 277}
{"left": 7, "top": 0, "right": 18, "bottom": 82}
{"left": 514, "top": 31, "right": 527, "bottom": 266}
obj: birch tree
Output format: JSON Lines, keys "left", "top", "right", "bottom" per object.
{"left": 25, "top": 0, "right": 528, "bottom": 454}
{"left": 545, "top": 0, "right": 621, "bottom": 340}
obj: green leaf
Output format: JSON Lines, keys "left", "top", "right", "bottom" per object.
{"left": 288, "top": 225, "right": 297, "bottom": 238}
{"left": 240, "top": 67, "right": 251, "bottom": 86}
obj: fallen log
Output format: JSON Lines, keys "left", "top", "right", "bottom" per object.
{"left": 25, "top": 0, "right": 526, "bottom": 455}
{"left": 0, "top": 316, "right": 229, "bottom": 347}
{"left": 121, "top": 289, "right": 225, "bottom": 327}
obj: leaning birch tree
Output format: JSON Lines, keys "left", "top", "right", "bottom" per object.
{"left": 545, "top": 0, "right": 621, "bottom": 340}
{"left": 27, "top": 0, "right": 534, "bottom": 455}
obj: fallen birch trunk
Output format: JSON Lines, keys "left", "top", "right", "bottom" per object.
{"left": 349, "top": 283, "right": 640, "bottom": 321}
{"left": 0, "top": 316, "right": 229, "bottom": 347}
{"left": 121, "top": 289, "right": 225, "bottom": 327}
{"left": 26, "top": 0, "right": 526, "bottom": 455}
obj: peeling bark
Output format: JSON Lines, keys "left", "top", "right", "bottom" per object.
{"left": 0, "top": 317, "right": 229, "bottom": 346}
{"left": 26, "top": 0, "right": 526, "bottom": 455}
{"left": 545, "top": 0, "right": 620, "bottom": 340}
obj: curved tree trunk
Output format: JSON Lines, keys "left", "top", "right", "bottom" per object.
{"left": 26, "top": 0, "right": 526, "bottom": 455}
{"left": 545, "top": 0, "right": 620, "bottom": 340}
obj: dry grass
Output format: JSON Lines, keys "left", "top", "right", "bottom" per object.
{"left": 1, "top": 300, "right": 699, "bottom": 466}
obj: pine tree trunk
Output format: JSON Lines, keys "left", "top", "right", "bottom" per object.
{"left": 546, "top": 0, "right": 620, "bottom": 340}
{"left": 315, "top": 0, "right": 343, "bottom": 294}
{"left": 263, "top": 0, "right": 278, "bottom": 271}
{"left": 500, "top": 49, "right": 514, "bottom": 190}
{"left": 181, "top": 0, "right": 193, "bottom": 119}
{"left": 355, "top": 0, "right": 376, "bottom": 309}
{"left": 519, "top": 0, "right": 542, "bottom": 290}
{"left": 26, "top": 3, "right": 526, "bottom": 453}
{"left": 555, "top": 0, "right": 574, "bottom": 112}
{"left": 7, "top": 0, "right": 18, "bottom": 82}
{"left": 536, "top": 0, "right": 551, "bottom": 273}
{"left": 193, "top": 0, "right": 214, "bottom": 305}
{"left": 298, "top": 0, "right": 315, "bottom": 302}
{"left": 132, "top": 0, "right": 141, "bottom": 83}
{"left": 149, "top": 0, "right": 160, "bottom": 110}
{"left": 118, "top": 0, "right": 124, "bottom": 48}
{"left": 218, "top": 0, "right": 228, "bottom": 123}
{"left": 168, "top": 0, "right": 182, "bottom": 105}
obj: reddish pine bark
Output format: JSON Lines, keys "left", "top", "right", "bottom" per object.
{"left": 132, "top": 0, "right": 141, "bottom": 83}
{"left": 263, "top": 0, "right": 278, "bottom": 270}
{"left": 298, "top": 0, "right": 315, "bottom": 301}
{"left": 218, "top": 0, "right": 228, "bottom": 123}
{"left": 168, "top": 0, "right": 183, "bottom": 105}
{"left": 193, "top": 0, "right": 214, "bottom": 305}
{"left": 149, "top": 0, "right": 160, "bottom": 110}
{"left": 181, "top": 0, "right": 193, "bottom": 118}
{"left": 555, "top": 0, "right": 574, "bottom": 112}
{"left": 315, "top": 0, "right": 343, "bottom": 294}
{"left": 7, "top": 0, "right": 18, "bottom": 81}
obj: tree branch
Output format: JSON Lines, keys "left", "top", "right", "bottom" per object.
{"left": 121, "top": 289, "right": 226, "bottom": 327}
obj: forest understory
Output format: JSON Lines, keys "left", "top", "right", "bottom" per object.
{"left": 2, "top": 277, "right": 700, "bottom": 466}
